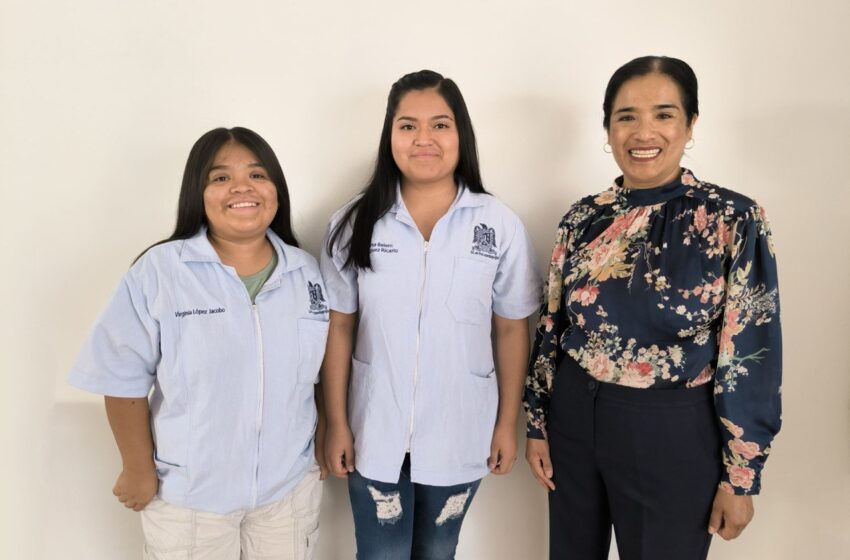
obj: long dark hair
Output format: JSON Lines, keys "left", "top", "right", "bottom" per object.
{"left": 327, "top": 69, "right": 486, "bottom": 270}
{"left": 135, "top": 127, "right": 298, "bottom": 262}
{"left": 602, "top": 56, "right": 699, "bottom": 130}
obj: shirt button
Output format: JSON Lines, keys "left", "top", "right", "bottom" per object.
{"left": 587, "top": 380, "right": 597, "bottom": 391}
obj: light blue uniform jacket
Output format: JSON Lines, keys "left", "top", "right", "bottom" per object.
{"left": 69, "top": 228, "right": 329, "bottom": 514}
{"left": 321, "top": 187, "right": 541, "bottom": 486}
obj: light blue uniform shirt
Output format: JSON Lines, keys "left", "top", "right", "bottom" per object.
{"left": 68, "top": 228, "right": 329, "bottom": 515}
{"left": 321, "top": 187, "right": 541, "bottom": 486}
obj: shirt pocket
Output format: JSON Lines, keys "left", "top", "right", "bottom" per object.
{"left": 297, "top": 318, "right": 329, "bottom": 384}
{"left": 446, "top": 257, "right": 497, "bottom": 325}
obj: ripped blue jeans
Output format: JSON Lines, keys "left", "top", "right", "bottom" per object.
{"left": 348, "top": 454, "right": 481, "bottom": 560}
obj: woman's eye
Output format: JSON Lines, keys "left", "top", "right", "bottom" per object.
{"left": 617, "top": 115, "right": 635, "bottom": 122}
{"left": 658, "top": 113, "right": 673, "bottom": 120}
{"left": 434, "top": 122, "right": 449, "bottom": 129}
{"left": 210, "top": 175, "right": 228, "bottom": 183}
{"left": 251, "top": 173, "right": 267, "bottom": 180}
{"left": 399, "top": 124, "right": 415, "bottom": 131}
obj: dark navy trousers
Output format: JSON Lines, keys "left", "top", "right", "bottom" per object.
{"left": 548, "top": 356, "right": 722, "bottom": 560}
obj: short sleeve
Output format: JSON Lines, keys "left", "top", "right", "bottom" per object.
{"left": 492, "top": 217, "right": 541, "bottom": 320}
{"left": 67, "top": 271, "right": 160, "bottom": 397}
{"left": 319, "top": 221, "right": 359, "bottom": 314}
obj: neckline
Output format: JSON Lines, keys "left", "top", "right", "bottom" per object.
{"left": 613, "top": 169, "right": 692, "bottom": 206}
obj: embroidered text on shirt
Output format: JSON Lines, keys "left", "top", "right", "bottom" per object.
{"left": 174, "top": 307, "right": 226, "bottom": 318}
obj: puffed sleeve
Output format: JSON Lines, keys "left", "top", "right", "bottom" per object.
{"left": 524, "top": 214, "right": 575, "bottom": 439}
{"left": 492, "top": 216, "right": 541, "bottom": 320}
{"left": 68, "top": 271, "right": 160, "bottom": 397}
{"left": 319, "top": 218, "right": 359, "bottom": 314}
{"left": 714, "top": 204, "right": 782, "bottom": 495}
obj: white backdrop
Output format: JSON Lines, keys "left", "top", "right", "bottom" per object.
{"left": 2, "top": 0, "right": 849, "bottom": 558}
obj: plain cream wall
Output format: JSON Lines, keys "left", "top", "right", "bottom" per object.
{"left": 2, "top": 0, "right": 849, "bottom": 558}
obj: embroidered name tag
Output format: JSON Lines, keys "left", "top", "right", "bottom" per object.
{"left": 370, "top": 242, "right": 398, "bottom": 254}
{"left": 174, "top": 307, "right": 226, "bottom": 318}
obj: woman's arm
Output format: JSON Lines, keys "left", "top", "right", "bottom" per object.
{"left": 709, "top": 204, "right": 782, "bottom": 539}
{"left": 104, "top": 395, "right": 158, "bottom": 511}
{"left": 523, "top": 213, "right": 576, "bottom": 490}
{"left": 489, "top": 314, "right": 531, "bottom": 475}
{"left": 321, "top": 310, "right": 357, "bottom": 477}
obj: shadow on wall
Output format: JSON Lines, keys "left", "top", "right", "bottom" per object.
{"left": 43, "top": 402, "right": 143, "bottom": 558}
{"left": 40, "top": 403, "right": 549, "bottom": 559}
{"left": 40, "top": 401, "right": 359, "bottom": 559}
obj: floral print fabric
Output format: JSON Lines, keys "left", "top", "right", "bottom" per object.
{"left": 524, "top": 169, "right": 782, "bottom": 495}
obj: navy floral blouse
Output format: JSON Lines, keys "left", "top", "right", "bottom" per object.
{"left": 524, "top": 169, "right": 781, "bottom": 495}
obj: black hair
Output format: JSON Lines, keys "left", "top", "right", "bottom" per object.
{"left": 602, "top": 56, "right": 699, "bottom": 130}
{"left": 135, "top": 127, "right": 298, "bottom": 262}
{"left": 327, "top": 69, "right": 486, "bottom": 270}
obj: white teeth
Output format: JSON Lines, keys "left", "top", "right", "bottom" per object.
{"left": 629, "top": 148, "right": 661, "bottom": 159}
{"left": 230, "top": 202, "right": 259, "bottom": 208}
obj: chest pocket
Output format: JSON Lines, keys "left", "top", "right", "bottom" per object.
{"left": 298, "top": 318, "right": 329, "bottom": 384}
{"left": 446, "top": 257, "right": 497, "bottom": 325}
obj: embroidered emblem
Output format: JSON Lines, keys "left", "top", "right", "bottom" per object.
{"left": 308, "top": 281, "right": 328, "bottom": 314}
{"left": 471, "top": 223, "right": 499, "bottom": 259}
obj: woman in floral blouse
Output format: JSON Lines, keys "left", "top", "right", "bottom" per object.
{"left": 523, "top": 56, "right": 781, "bottom": 559}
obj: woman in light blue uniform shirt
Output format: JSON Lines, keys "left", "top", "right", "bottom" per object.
{"left": 321, "top": 70, "right": 541, "bottom": 559}
{"left": 68, "top": 127, "right": 329, "bottom": 559}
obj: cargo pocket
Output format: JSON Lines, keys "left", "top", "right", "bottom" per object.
{"left": 298, "top": 318, "right": 329, "bottom": 384}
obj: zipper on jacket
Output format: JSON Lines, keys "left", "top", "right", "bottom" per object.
{"left": 408, "top": 240, "right": 429, "bottom": 450}
{"left": 250, "top": 303, "right": 265, "bottom": 509}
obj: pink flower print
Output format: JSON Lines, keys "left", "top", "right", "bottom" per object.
{"left": 594, "top": 190, "right": 617, "bottom": 205}
{"left": 602, "top": 213, "right": 631, "bottom": 242}
{"left": 727, "top": 465, "right": 755, "bottom": 490}
{"left": 716, "top": 217, "right": 731, "bottom": 249}
{"left": 569, "top": 285, "right": 600, "bottom": 307}
{"left": 710, "top": 277, "right": 726, "bottom": 305}
{"left": 625, "top": 207, "right": 652, "bottom": 237}
{"left": 681, "top": 171, "right": 697, "bottom": 186}
{"left": 588, "top": 353, "right": 614, "bottom": 381}
{"left": 720, "top": 417, "right": 744, "bottom": 438}
{"left": 686, "top": 363, "right": 714, "bottom": 388}
{"left": 718, "top": 481, "right": 735, "bottom": 495}
{"left": 551, "top": 240, "right": 567, "bottom": 268}
{"left": 693, "top": 205, "right": 709, "bottom": 234}
{"left": 720, "top": 307, "right": 744, "bottom": 355}
{"left": 729, "top": 439, "right": 762, "bottom": 460}
{"left": 620, "top": 360, "right": 655, "bottom": 388}
{"left": 587, "top": 240, "right": 618, "bottom": 271}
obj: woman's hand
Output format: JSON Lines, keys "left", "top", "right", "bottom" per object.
{"left": 325, "top": 421, "right": 356, "bottom": 478}
{"left": 113, "top": 466, "right": 158, "bottom": 511}
{"left": 104, "top": 396, "right": 158, "bottom": 511}
{"left": 525, "top": 438, "right": 555, "bottom": 491}
{"left": 488, "top": 421, "right": 518, "bottom": 475}
{"left": 708, "top": 489, "right": 754, "bottom": 540}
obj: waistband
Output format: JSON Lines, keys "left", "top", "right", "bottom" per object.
{"left": 557, "top": 354, "right": 714, "bottom": 407}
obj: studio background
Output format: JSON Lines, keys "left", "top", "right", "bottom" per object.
{"left": 2, "top": 0, "right": 848, "bottom": 558}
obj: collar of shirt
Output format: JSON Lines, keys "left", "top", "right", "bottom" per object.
{"left": 178, "top": 227, "right": 308, "bottom": 289}
{"left": 612, "top": 168, "right": 694, "bottom": 207}
{"left": 387, "top": 182, "right": 487, "bottom": 226}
